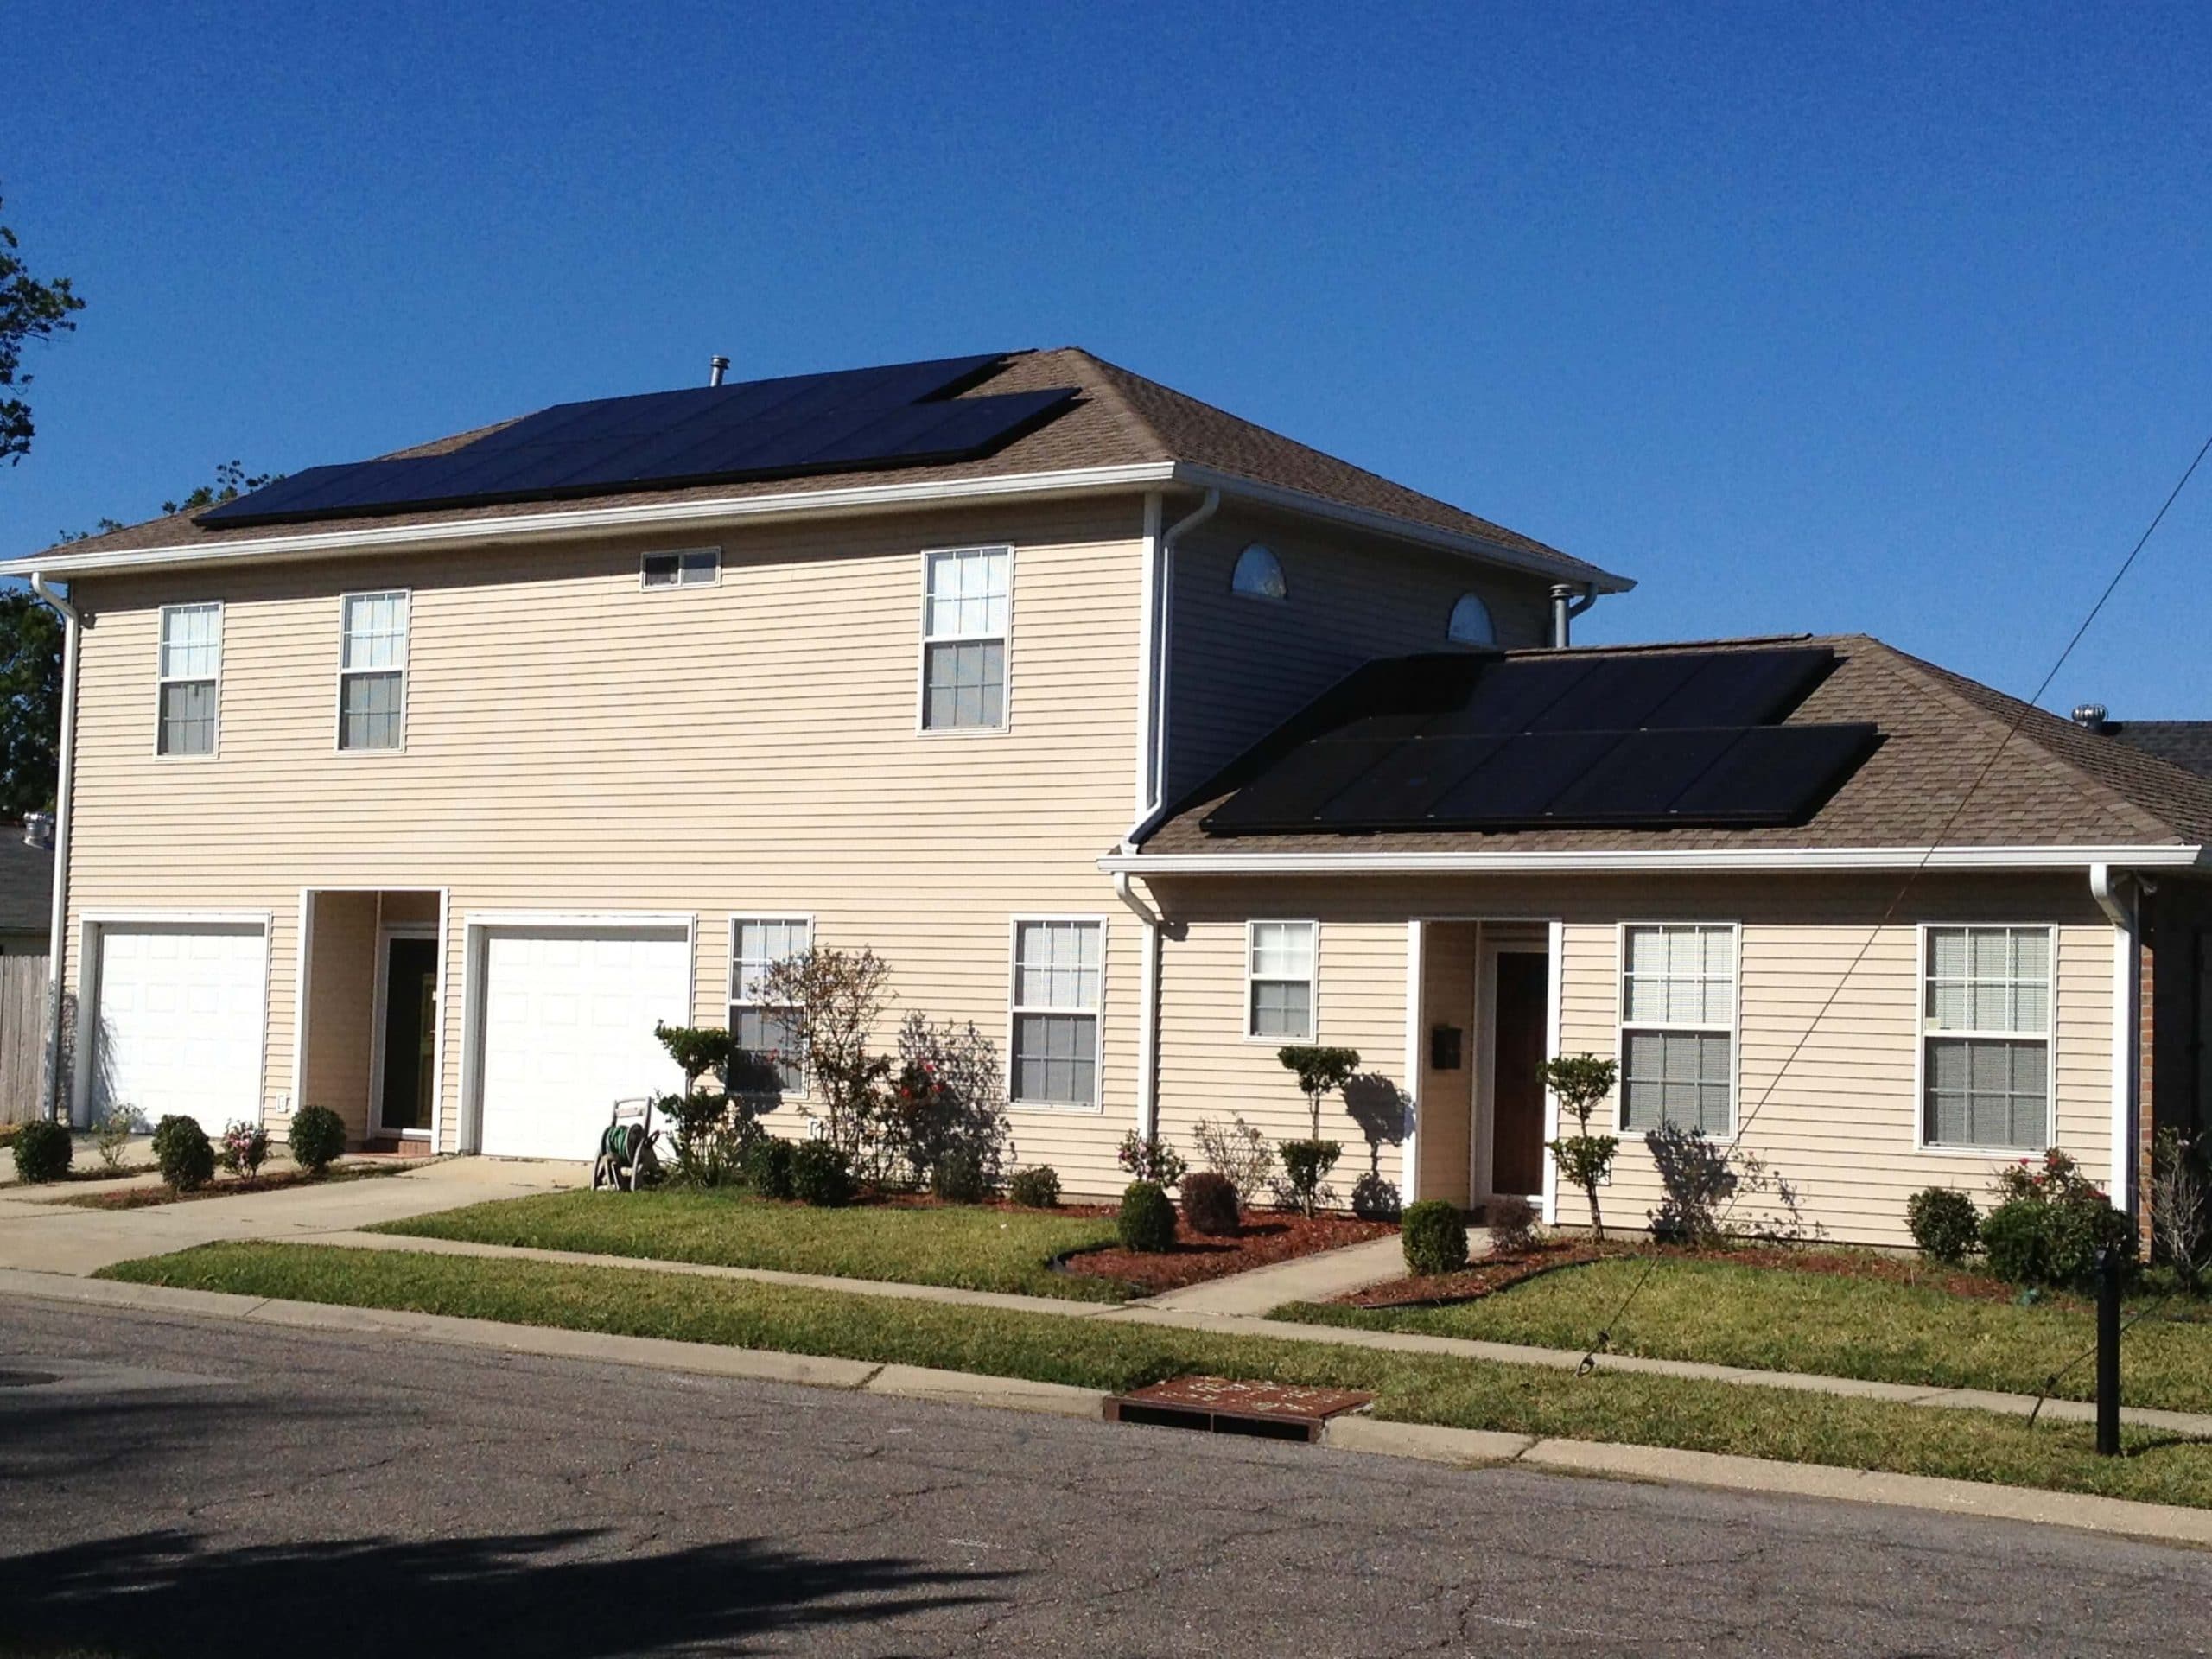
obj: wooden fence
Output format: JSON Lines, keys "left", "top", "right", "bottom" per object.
{"left": 0, "top": 955, "right": 48, "bottom": 1125}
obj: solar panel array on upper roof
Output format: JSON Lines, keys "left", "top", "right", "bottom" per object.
{"left": 1198, "top": 646, "right": 1878, "bottom": 835}
{"left": 197, "top": 353, "right": 1080, "bottom": 527}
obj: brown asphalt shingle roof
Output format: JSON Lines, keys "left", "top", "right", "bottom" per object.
{"left": 1138, "top": 634, "right": 2212, "bottom": 857}
{"left": 27, "top": 350, "right": 1614, "bottom": 582}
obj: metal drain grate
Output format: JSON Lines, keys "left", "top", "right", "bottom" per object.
{"left": 1104, "top": 1376, "right": 1374, "bottom": 1442}
{"left": 0, "top": 1370, "right": 61, "bottom": 1389}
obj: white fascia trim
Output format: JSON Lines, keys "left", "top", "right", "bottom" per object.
{"left": 1169, "top": 462, "right": 1636, "bottom": 594}
{"left": 24, "top": 462, "right": 1183, "bottom": 577}
{"left": 1101, "top": 843, "right": 2206, "bottom": 876}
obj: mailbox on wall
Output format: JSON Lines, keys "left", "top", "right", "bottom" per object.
{"left": 1429, "top": 1024, "right": 1464, "bottom": 1071}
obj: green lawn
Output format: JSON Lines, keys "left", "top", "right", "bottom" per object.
{"left": 97, "top": 1241, "right": 2212, "bottom": 1511}
{"left": 373, "top": 1188, "right": 1126, "bottom": 1300}
{"left": 1280, "top": 1254, "right": 2212, "bottom": 1414}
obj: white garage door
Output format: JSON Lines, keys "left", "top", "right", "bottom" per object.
{"left": 92, "top": 924, "right": 267, "bottom": 1133}
{"left": 476, "top": 926, "right": 690, "bottom": 1160}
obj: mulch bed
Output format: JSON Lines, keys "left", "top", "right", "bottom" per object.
{"left": 1060, "top": 1212, "right": 1396, "bottom": 1294}
{"left": 1344, "top": 1240, "right": 1614, "bottom": 1308}
{"left": 59, "top": 1163, "right": 408, "bottom": 1211}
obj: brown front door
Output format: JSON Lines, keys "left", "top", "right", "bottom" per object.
{"left": 1491, "top": 952, "right": 1548, "bottom": 1195}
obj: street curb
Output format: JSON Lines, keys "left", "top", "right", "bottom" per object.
{"left": 12, "top": 1267, "right": 2212, "bottom": 1549}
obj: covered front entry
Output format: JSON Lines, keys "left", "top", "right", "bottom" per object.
{"left": 297, "top": 889, "right": 446, "bottom": 1151}
{"left": 1414, "top": 920, "right": 1557, "bottom": 1212}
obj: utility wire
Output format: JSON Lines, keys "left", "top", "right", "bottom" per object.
{"left": 1576, "top": 431, "right": 2212, "bottom": 1377}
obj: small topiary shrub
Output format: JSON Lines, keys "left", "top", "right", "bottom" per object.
{"left": 1484, "top": 1193, "right": 1540, "bottom": 1255}
{"left": 791, "top": 1140, "right": 855, "bottom": 1207}
{"left": 1402, "top": 1198, "right": 1469, "bottom": 1276}
{"left": 1275, "top": 1137, "right": 1343, "bottom": 1217}
{"left": 1180, "top": 1170, "right": 1241, "bottom": 1236}
{"left": 1007, "top": 1165, "right": 1061, "bottom": 1209}
{"left": 1981, "top": 1148, "right": 2137, "bottom": 1288}
{"left": 11, "top": 1119, "right": 72, "bottom": 1184}
{"left": 287, "top": 1104, "right": 346, "bottom": 1176}
{"left": 1117, "top": 1180, "right": 1177, "bottom": 1252}
{"left": 1906, "top": 1186, "right": 1980, "bottom": 1264}
{"left": 931, "top": 1147, "right": 991, "bottom": 1205}
{"left": 1351, "top": 1173, "right": 1402, "bottom": 1222}
{"left": 152, "top": 1115, "right": 214, "bottom": 1192}
{"left": 1980, "top": 1198, "right": 2052, "bottom": 1286}
{"left": 741, "top": 1135, "right": 796, "bottom": 1199}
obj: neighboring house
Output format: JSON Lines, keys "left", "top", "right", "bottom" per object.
{"left": 0, "top": 821, "right": 54, "bottom": 956}
{"left": 16, "top": 347, "right": 2208, "bottom": 1247}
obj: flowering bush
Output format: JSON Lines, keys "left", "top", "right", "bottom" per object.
{"left": 1982, "top": 1147, "right": 2133, "bottom": 1287}
{"left": 219, "top": 1119, "right": 270, "bottom": 1179}
{"left": 1116, "top": 1131, "right": 1185, "bottom": 1189}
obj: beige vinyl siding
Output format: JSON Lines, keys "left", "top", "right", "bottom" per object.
{"left": 1164, "top": 510, "right": 1554, "bottom": 800}
{"left": 300, "top": 892, "right": 376, "bottom": 1141}
{"left": 1415, "top": 921, "right": 1477, "bottom": 1202}
{"left": 60, "top": 500, "right": 1148, "bottom": 1188}
{"left": 1141, "top": 871, "right": 2118, "bottom": 1247}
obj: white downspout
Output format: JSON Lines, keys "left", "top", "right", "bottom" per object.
{"left": 2090, "top": 863, "right": 2139, "bottom": 1219}
{"left": 1114, "top": 871, "right": 1165, "bottom": 1141}
{"left": 29, "top": 573, "right": 79, "bottom": 1123}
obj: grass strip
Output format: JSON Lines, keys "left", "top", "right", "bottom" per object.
{"left": 372, "top": 1189, "right": 1126, "bottom": 1301}
{"left": 1279, "top": 1255, "right": 2212, "bottom": 1415}
{"left": 99, "top": 1241, "right": 2212, "bottom": 1511}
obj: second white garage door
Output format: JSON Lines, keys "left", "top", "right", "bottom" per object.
{"left": 475, "top": 926, "right": 690, "bottom": 1160}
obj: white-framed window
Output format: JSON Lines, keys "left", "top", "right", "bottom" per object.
{"left": 920, "top": 546, "right": 1010, "bottom": 731}
{"left": 1247, "top": 919, "right": 1317, "bottom": 1040}
{"left": 337, "top": 590, "right": 409, "bottom": 752}
{"left": 729, "top": 917, "right": 812, "bottom": 1094}
{"left": 1618, "top": 924, "right": 1738, "bottom": 1135}
{"left": 1447, "top": 592, "right": 1497, "bottom": 646}
{"left": 156, "top": 602, "right": 222, "bottom": 756}
{"left": 1230, "top": 543, "right": 1287, "bottom": 601}
{"left": 1922, "top": 925, "right": 2052, "bottom": 1151}
{"left": 1010, "top": 918, "right": 1103, "bottom": 1108}
{"left": 642, "top": 548, "right": 720, "bottom": 590}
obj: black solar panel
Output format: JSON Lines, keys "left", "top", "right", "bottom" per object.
{"left": 197, "top": 353, "right": 1077, "bottom": 527}
{"left": 1198, "top": 645, "right": 1875, "bottom": 835}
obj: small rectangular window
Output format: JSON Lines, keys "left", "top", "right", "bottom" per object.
{"left": 642, "top": 548, "right": 720, "bottom": 590}
{"left": 921, "top": 547, "right": 1008, "bottom": 730}
{"left": 730, "top": 918, "right": 811, "bottom": 1093}
{"left": 1011, "top": 919, "right": 1102, "bottom": 1106}
{"left": 156, "top": 602, "right": 222, "bottom": 755}
{"left": 1923, "top": 925, "right": 2051, "bottom": 1150}
{"left": 1619, "top": 924, "right": 1736, "bottom": 1135}
{"left": 339, "top": 591, "right": 409, "bottom": 751}
{"left": 1247, "top": 920, "right": 1316, "bottom": 1040}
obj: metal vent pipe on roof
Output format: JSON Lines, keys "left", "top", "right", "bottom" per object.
{"left": 708, "top": 355, "right": 729, "bottom": 388}
{"left": 2073, "top": 703, "right": 2109, "bottom": 732}
{"left": 1549, "top": 582, "right": 1598, "bottom": 647}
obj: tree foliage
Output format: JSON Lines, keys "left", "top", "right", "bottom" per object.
{"left": 0, "top": 194, "right": 85, "bottom": 467}
{"left": 0, "top": 590, "right": 60, "bottom": 817}
{"left": 1540, "top": 1052, "right": 1619, "bottom": 1241}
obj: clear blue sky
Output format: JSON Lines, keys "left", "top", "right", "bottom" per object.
{"left": 8, "top": 1, "right": 2209, "bottom": 716}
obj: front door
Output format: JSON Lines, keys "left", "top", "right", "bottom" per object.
{"left": 378, "top": 936, "right": 439, "bottom": 1135}
{"left": 1491, "top": 951, "right": 1548, "bottom": 1195}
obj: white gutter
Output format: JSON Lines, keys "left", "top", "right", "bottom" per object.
{"left": 28, "top": 573, "right": 78, "bottom": 1122}
{"left": 1112, "top": 872, "right": 1166, "bottom": 1141}
{"left": 1102, "top": 843, "right": 2205, "bottom": 876}
{"left": 2090, "top": 863, "right": 2141, "bottom": 1218}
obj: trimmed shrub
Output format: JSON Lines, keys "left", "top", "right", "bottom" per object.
{"left": 1117, "top": 1180, "right": 1177, "bottom": 1253}
{"left": 1906, "top": 1186, "right": 1980, "bottom": 1264}
{"left": 1276, "top": 1137, "right": 1343, "bottom": 1217}
{"left": 1484, "top": 1193, "right": 1540, "bottom": 1255}
{"left": 287, "top": 1105, "right": 346, "bottom": 1176}
{"left": 790, "top": 1140, "right": 855, "bottom": 1207}
{"left": 741, "top": 1135, "right": 796, "bottom": 1199}
{"left": 931, "top": 1147, "right": 990, "bottom": 1205}
{"left": 1116, "top": 1132, "right": 1185, "bottom": 1189}
{"left": 11, "top": 1119, "right": 72, "bottom": 1184}
{"left": 1982, "top": 1147, "right": 2137, "bottom": 1288}
{"left": 152, "top": 1115, "right": 214, "bottom": 1192}
{"left": 1980, "top": 1198, "right": 2053, "bottom": 1287}
{"left": 2050, "top": 1193, "right": 2137, "bottom": 1286}
{"left": 1351, "top": 1173, "right": 1402, "bottom": 1222}
{"left": 1007, "top": 1165, "right": 1061, "bottom": 1209}
{"left": 1181, "top": 1170, "right": 1241, "bottom": 1236}
{"left": 1402, "top": 1198, "right": 1469, "bottom": 1277}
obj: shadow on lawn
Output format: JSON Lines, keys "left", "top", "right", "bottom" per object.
{"left": 0, "top": 1527, "right": 1009, "bottom": 1658}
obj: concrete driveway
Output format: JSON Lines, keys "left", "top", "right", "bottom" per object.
{"left": 0, "top": 1156, "right": 583, "bottom": 1276}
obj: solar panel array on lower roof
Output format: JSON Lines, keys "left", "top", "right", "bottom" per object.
{"left": 196, "top": 353, "right": 1079, "bottom": 527}
{"left": 1199, "top": 646, "right": 1877, "bottom": 834}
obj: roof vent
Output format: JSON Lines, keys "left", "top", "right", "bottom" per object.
{"left": 708, "top": 355, "right": 729, "bottom": 388}
{"left": 2072, "top": 703, "right": 2109, "bottom": 733}
{"left": 22, "top": 812, "right": 53, "bottom": 849}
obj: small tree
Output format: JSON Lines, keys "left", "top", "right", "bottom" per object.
{"left": 1276, "top": 1046, "right": 1359, "bottom": 1217}
{"left": 1541, "top": 1053, "right": 1619, "bottom": 1241}
{"left": 652, "top": 1022, "right": 747, "bottom": 1187}
{"left": 2152, "top": 1127, "right": 2209, "bottom": 1287}
{"left": 756, "top": 945, "right": 893, "bottom": 1160}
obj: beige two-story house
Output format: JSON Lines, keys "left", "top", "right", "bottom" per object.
{"left": 23, "top": 347, "right": 2212, "bottom": 1246}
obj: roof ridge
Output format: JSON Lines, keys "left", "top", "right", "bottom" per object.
{"left": 1037, "top": 348, "right": 1174, "bottom": 462}
{"left": 1861, "top": 639, "right": 2186, "bottom": 843}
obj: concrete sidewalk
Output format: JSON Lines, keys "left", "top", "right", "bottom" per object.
{"left": 1140, "top": 1234, "right": 1416, "bottom": 1314}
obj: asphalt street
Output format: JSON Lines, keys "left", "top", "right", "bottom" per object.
{"left": 3, "top": 1296, "right": 2209, "bottom": 1657}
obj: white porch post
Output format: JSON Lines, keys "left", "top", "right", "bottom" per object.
{"left": 1402, "top": 918, "right": 1424, "bottom": 1205}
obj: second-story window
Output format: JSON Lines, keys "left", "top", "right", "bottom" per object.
{"left": 156, "top": 602, "right": 222, "bottom": 756}
{"left": 921, "top": 547, "right": 1009, "bottom": 731}
{"left": 1231, "top": 543, "right": 1287, "bottom": 601}
{"left": 642, "top": 548, "right": 719, "bottom": 589}
{"left": 339, "top": 590, "right": 410, "bottom": 751}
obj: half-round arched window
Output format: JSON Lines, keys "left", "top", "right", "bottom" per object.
{"left": 1230, "top": 543, "right": 1287, "bottom": 601}
{"left": 1446, "top": 592, "right": 1497, "bottom": 646}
